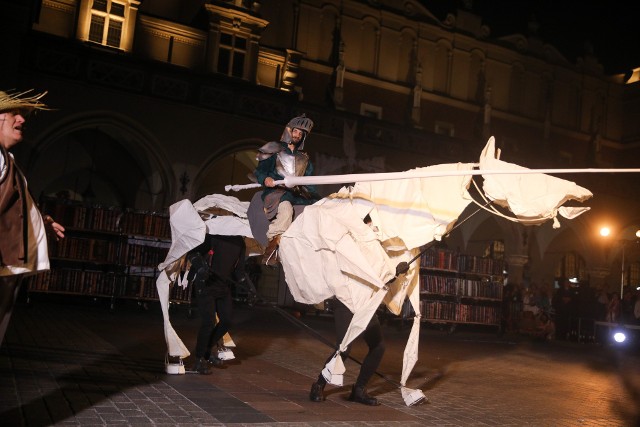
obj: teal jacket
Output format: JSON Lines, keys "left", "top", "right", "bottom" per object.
{"left": 254, "top": 142, "right": 320, "bottom": 206}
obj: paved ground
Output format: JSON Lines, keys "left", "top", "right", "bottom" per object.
{"left": 1, "top": 293, "right": 639, "bottom": 426}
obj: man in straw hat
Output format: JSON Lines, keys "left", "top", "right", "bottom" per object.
{"left": 0, "top": 89, "right": 65, "bottom": 346}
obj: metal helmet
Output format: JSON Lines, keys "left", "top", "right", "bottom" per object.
{"left": 281, "top": 114, "right": 314, "bottom": 149}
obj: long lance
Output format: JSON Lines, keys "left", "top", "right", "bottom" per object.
{"left": 225, "top": 167, "right": 640, "bottom": 192}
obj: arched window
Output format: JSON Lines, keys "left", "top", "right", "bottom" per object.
{"left": 555, "top": 251, "right": 587, "bottom": 282}
{"left": 484, "top": 240, "right": 505, "bottom": 260}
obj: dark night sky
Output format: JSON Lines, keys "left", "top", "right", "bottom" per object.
{"left": 420, "top": 0, "right": 639, "bottom": 75}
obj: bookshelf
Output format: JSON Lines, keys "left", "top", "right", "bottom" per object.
{"left": 419, "top": 247, "right": 504, "bottom": 332}
{"left": 26, "top": 198, "right": 192, "bottom": 310}
{"left": 119, "top": 235, "right": 191, "bottom": 308}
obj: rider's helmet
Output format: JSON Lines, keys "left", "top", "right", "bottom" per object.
{"left": 280, "top": 113, "right": 314, "bottom": 149}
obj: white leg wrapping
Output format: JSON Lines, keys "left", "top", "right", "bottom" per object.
{"left": 321, "top": 352, "right": 345, "bottom": 386}
{"left": 401, "top": 386, "right": 426, "bottom": 406}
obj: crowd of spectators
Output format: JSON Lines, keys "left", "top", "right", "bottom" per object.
{"left": 502, "top": 279, "right": 640, "bottom": 341}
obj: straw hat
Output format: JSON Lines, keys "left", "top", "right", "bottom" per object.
{"left": 0, "top": 89, "right": 48, "bottom": 115}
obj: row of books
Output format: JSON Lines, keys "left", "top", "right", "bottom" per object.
{"left": 118, "top": 277, "right": 191, "bottom": 302}
{"left": 120, "top": 276, "right": 160, "bottom": 299}
{"left": 421, "top": 300, "right": 500, "bottom": 325}
{"left": 123, "top": 243, "right": 169, "bottom": 267}
{"left": 27, "top": 269, "right": 191, "bottom": 303}
{"left": 457, "top": 254, "right": 505, "bottom": 276}
{"left": 419, "top": 275, "right": 503, "bottom": 299}
{"left": 120, "top": 212, "right": 171, "bottom": 238}
{"left": 27, "top": 269, "right": 117, "bottom": 296}
{"left": 44, "top": 202, "right": 123, "bottom": 233}
{"left": 50, "top": 237, "right": 121, "bottom": 263}
{"left": 41, "top": 199, "right": 170, "bottom": 238}
{"left": 420, "top": 248, "right": 505, "bottom": 276}
{"left": 420, "top": 248, "right": 457, "bottom": 271}
{"left": 170, "top": 283, "right": 191, "bottom": 301}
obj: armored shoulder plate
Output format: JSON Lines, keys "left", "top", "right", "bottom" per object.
{"left": 256, "top": 141, "right": 283, "bottom": 161}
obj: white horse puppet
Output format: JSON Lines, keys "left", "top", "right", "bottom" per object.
{"left": 160, "top": 136, "right": 634, "bottom": 402}
{"left": 275, "top": 137, "right": 594, "bottom": 405}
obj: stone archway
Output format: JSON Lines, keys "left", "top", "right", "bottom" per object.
{"left": 190, "top": 138, "right": 265, "bottom": 203}
{"left": 26, "top": 112, "right": 175, "bottom": 211}
{"left": 526, "top": 217, "right": 595, "bottom": 287}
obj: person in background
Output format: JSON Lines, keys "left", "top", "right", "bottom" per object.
{"left": 606, "top": 292, "right": 621, "bottom": 323}
{"left": 522, "top": 283, "right": 539, "bottom": 317}
{"left": 186, "top": 233, "right": 245, "bottom": 374}
{"left": 620, "top": 287, "right": 635, "bottom": 323}
{"left": 633, "top": 288, "right": 640, "bottom": 325}
{"left": 596, "top": 287, "right": 609, "bottom": 321}
{"left": 534, "top": 311, "right": 556, "bottom": 341}
{"left": 553, "top": 278, "right": 573, "bottom": 339}
{"left": 253, "top": 114, "right": 320, "bottom": 266}
{"left": 0, "top": 90, "right": 65, "bottom": 346}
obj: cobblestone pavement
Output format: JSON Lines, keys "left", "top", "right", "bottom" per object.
{"left": 1, "top": 296, "right": 639, "bottom": 426}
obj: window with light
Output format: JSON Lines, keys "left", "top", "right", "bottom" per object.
{"left": 88, "top": 0, "right": 126, "bottom": 48}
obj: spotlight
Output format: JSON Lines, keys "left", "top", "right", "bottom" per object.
{"left": 613, "top": 331, "right": 627, "bottom": 343}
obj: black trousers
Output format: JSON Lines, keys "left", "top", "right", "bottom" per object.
{"left": 0, "top": 275, "right": 23, "bottom": 347}
{"left": 321, "top": 298, "right": 385, "bottom": 388}
{"left": 194, "top": 285, "right": 233, "bottom": 359}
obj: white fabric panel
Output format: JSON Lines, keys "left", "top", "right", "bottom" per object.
{"left": 158, "top": 200, "right": 206, "bottom": 271}
{"left": 479, "top": 137, "right": 592, "bottom": 225}
{"left": 193, "top": 194, "right": 250, "bottom": 218}
{"left": 204, "top": 216, "right": 253, "bottom": 237}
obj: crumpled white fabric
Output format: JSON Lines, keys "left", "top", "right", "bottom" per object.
{"left": 279, "top": 138, "right": 593, "bottom": 405}
{"left": 279, "top": 198, "right": 395, "bottom": 310}
{"left": 322, "top": 352, "right": 346, "bottom": 386}
{"left": 157, "top": 267, "right": 191, "bottom": 358}
{"left": 203, "top": 215, "right": 253, "bottom": 237}
{"left": 156, "top": 196, "right": 255, "bottom": 358}
{"left": 193, "top": 194, "right": 250, "bottom": 218}
{"left": 158, "top": 200, "right": 206, "bottom": 271}
{"left": 279, "top": 173, "right": 475, "bottom": 406}
{"left": 479, "top": 137, "right": 592, "bottom": 226}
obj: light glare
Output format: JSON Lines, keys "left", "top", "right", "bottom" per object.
{"left": 613, "top": 331, "right": 627, "bottom": 343}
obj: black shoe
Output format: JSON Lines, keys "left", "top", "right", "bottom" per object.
{"left": 208, "top": 355, "right": 225, "bottom": 368}
{"left": 209, "top": 356, "right": 224, "bottom": 366}
{"left": 348, "top": 385, "right": 379, "bottom": 406}
{"left": 192, "top": 357, "right": 212, "bottom": 375}
{"left": 309, "top": 381, "right": 325, "bottom": 402}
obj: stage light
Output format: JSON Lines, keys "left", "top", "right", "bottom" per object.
{"left": 613, "top": 330, "right": 627, "bottom": 344}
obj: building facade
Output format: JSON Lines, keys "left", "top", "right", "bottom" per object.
{"left": 3, "top": 0, "right": 640, "bottom": 291}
